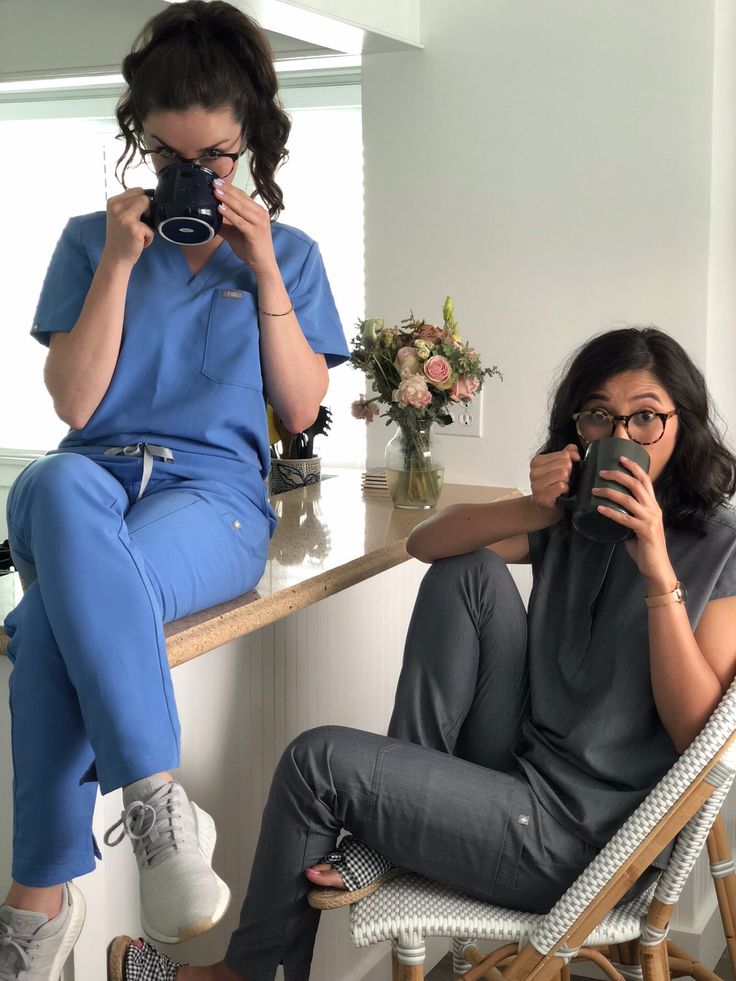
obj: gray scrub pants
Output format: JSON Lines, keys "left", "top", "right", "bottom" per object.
{"left": 224, "top": 550, "right": 598, "bottom": 981}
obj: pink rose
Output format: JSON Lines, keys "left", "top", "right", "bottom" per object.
{"left": 450, "top": 375, "right": 479, "bottom": 402}
{"left": 417, "top": 323, "right": 445, "bottom": 343}
{"left": 394, "top": 346, "right": 422, "bottom": 377}
{"left": 351, "top": 395, "right": 380, "bottom": 423}
{"left": 423, "top": 354, "right": 454, "bottom": 390}
{"left": 393, "top": 374, "right": 432, "bottom": 409}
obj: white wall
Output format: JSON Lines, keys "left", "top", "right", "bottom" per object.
{"left": 282, "top": 0, "right": 420, "bottom": 44}
{"left": 360, "top": 0, "right": 733, "bottom": 961}
{"left": 706, "top": 0, "right": 736, "bottom": 448}
{"left": 362, "top": 0, "right": 725, "bottom": 491}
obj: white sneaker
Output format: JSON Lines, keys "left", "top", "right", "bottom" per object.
{"left": 0, "top": 881, "right": 86, "bottom": 980}
{"left": 104, "top": 777, "right": 230, "bottom": 944}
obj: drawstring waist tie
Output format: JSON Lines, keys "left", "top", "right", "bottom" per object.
{"left": 104, "top": 443, "right": 175, "bottom": 500}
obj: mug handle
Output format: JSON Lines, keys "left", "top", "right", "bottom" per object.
{"left": 141, "top": 189, "right": 155, "bottom": 229}
{"left": 555, "top": 455, "right": 582, "bottom": 510}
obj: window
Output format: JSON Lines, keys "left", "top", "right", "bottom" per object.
{"left": 0, "top": 73, "right": 364, "bottom": 466}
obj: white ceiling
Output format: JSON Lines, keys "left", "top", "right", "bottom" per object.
{"left": 0, "top": 0, "right": 340, "bottom": 81}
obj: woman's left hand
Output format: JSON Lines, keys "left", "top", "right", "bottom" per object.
{"left": 212, "top": 180, "right": 278, "bottom": 277}
{"left": 592, "top": 455, "right": 677, "bottom": 589}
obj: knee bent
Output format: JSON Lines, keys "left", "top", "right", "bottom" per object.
{"left": 283, "top": 725, "right": 354, "bottom": 768}
{"left": 425, "top": 547, "right": 511, "bottom": 585}
{"left": 8, "top": 454, "right": 117, "bottom": 522}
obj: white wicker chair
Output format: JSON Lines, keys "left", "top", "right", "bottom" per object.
{"left": 350, "top": 678, "right": 736, "bottom": 981}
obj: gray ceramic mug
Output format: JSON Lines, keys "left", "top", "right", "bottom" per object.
{"left": 558, "top": 436, "right": 650, "bottom": 543}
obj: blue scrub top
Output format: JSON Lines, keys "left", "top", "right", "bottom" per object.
{"left": 31, "top": 212, "right": 350, "bottom": 505}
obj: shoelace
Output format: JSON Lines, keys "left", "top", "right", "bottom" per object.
{"left": 0, "top": 921, "right": 38, "bottom": 979}
{"left": 104, "top": 783, "right": 186, "bottom": 868}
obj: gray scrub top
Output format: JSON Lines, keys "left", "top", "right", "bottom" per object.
{"left": 517, "top": 504, "right": 736, "bottom": 850}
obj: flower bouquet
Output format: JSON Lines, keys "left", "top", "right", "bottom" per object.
{"left": 350, "top": 297, "right": 500, "bottom": 508}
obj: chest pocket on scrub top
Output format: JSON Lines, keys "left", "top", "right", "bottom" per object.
{"left": 201, "top": 288, "right": 262, "bottom": 390}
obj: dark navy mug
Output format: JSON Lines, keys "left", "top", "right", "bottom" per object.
{"left": 144, "top": 162, "right": 222, "bottom": 246}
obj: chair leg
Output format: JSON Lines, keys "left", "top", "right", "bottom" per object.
{"left": 452, "top": 938, "right": 477, "bottom": 978}
{"left": 707, "top": 813, "right": 736, "bottom": 979}
{"left": 667, "top": 942, "right": 722, "bottom": 981}
{"left": 393, "top": 938, "right": 426, "bottom": 980}
{"left": 639, "top": 940, "right": 671, "bottom": 981}
{"left": 638, "top": 899, "right": 672, "bottom": 981}
{"left": 574, "top": 948, "right": 626, "bottom": 981}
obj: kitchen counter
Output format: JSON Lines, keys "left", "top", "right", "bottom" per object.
{"left": 0, "top": 471, "right": 518, "bottom": 667}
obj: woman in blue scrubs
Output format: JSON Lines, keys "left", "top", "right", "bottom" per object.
{"left": 0, "top": 2, "right": 348, "bottom": 977}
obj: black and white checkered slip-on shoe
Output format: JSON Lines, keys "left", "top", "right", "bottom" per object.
{"left": 307, "top": 835, "right": 403, "bottom": 909}
{"left": 107, "top": 936, "right": 184, "bottom": 981}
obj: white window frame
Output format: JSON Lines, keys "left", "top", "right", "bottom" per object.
{"left": 0, "top": 63, "right": 364, "bottom": 468}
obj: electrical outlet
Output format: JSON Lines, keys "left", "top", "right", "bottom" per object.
{"left": 437, "top": 392, "right": 483, "bottom": 438}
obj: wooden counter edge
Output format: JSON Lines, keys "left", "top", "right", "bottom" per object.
{"left": 0, "top": 487, "right": 521, "bottom": 669}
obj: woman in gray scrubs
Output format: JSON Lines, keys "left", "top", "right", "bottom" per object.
{"left": 109, "top": 327, "right": 736, "bottom": 981}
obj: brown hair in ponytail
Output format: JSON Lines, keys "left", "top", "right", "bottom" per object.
{"left": 115, "top": 0, "right": 290, "bottom": 217}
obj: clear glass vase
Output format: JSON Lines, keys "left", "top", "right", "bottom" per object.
{"left": 384, "top": 422, "right": 445, "bottom": 509}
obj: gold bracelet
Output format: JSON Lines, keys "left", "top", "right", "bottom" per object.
{"left": 644, "top": 581, "right": 686, "bottom": 607}
{"left": 258, "top": 302, "right": 294, "bottom": 318}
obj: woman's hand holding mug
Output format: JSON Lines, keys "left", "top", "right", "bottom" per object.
{"left": 593, "top": 456, "right": 676, "bottom": 589}
{"left": 212, "top": 180, "right": 278, "bottom": 277}
{"left": 530, "top": 444, "right": 581, "bottom": 515}
{"left": 103, "top": 188, "right": 155, "bottom": 267}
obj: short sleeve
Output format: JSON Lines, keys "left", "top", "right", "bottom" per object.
{"left": 710, "top": 532, "right": 736, "bottom": 601}
{"left": 528, "top": 526, "right": 551, "bottom": 579}
{"left": 290, "top": 241, "right": 350, "bottom": 368}
{"left": 31, "top": 218, "right": 93, "bottom": 348}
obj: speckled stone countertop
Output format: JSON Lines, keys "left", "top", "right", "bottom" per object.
{"left": 0, "top": 471, "right": 517, "bottom": 668}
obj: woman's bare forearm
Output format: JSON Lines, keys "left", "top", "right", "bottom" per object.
{"left": 256, "top": 269, "right": 328, "bottom": 434}
{"left": 648, "top": 601, "right": 725, "bottom": 753}
{"left": 44, "top": 255, "right": 133, "bottom": 429}
{"left": 406, "top": 494, "right": 561, "bottom": 563}
{"left": 648, "top": 584, "right": 736, "bottom": 754}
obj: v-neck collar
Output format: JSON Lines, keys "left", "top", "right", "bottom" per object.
{"left": 159, "top": 236, "right": 239, "bottom": 292}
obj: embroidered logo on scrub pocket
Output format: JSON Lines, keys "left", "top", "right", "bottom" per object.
{"left": 221, "top": 290, "right": 242, "bottom": 300}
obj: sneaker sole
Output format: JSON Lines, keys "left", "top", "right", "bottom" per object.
{"left": 49, "top": 881, "right": 86, "bottom": 979}
{"left": 141, "top": 804, "right": 231, "bottom": 945}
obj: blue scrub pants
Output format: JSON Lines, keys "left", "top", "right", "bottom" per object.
{"left": 4, "top": 451, "right": 270, "bottom": 887}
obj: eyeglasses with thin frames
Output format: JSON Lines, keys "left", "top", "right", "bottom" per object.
{"left": 141, "top": 141, "right": 245, "bottom": 180}
{"left": 572, "top": 408, "right": 678, "bottom": 445}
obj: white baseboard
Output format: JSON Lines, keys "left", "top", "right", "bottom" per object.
{"left": 670, "top": 898, "right": 727, "bottom": 970}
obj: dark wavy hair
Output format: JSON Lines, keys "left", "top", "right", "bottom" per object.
{"left": 115, "top": 0, "right": 290, "bottom": 217}
{"left": 538, "top": 327, "right": 736, "bottom": 531}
